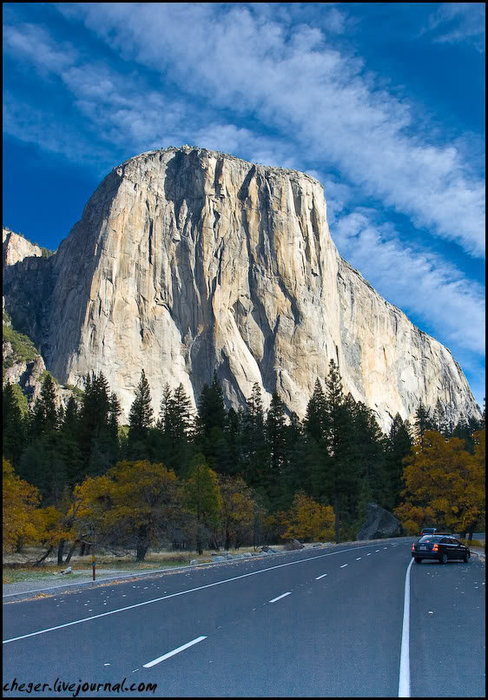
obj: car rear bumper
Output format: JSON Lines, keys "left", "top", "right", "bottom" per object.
{"left": 412, "top": 551, "right": 440, "bottom": 560}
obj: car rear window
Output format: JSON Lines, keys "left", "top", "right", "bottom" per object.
{"left": 419, "top": 535, "right": 442, "bottom": 542}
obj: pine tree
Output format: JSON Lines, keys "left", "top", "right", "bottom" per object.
{"left": 108, "top": 392, "right": 122, "bottom": 457}
{"left": 266, "top": 392, "right": 289, "bottom": 506}
{"left": 21, "top": 373, "right": 66, "bottom": 504}
{"left": 82, "top": 373, "right": 117, "bottom": 475}
{"left": 304, "top": 379, "right": 327, "bottom": 443}
{"left": 155, "top": 383, "right": 194, "bottom": 474}
{"left": 221, "top": 406, "right": 244, "bottom": 476}
{"left": 31, "top": 373, "right": 59, "bottom": 437}
{"left": 127, "top": 369, "right": 154, "bottom": 459}
{"left": 385, "top": 413, "right": 413, "bottom": 509}
{"left": 304, "top": 379, "right": 330, "bottom": 505}
{"left": 2, "top": 382, "right": 26, "bottom": 468}
{"left": 432, "top": 399, "right": 449, "bottom": 436}
{"left": 241, "top": 383, "right": 270, "bottom": 503}
{"left": 322, "top": 359, "right": 357, "bottom": 543}
{"left": 348, "top": 398, "right": 387, "bottom": 517}
{"left": 413, "top": 401, "right": 434, "bottom": 444}
{"left": 281, "top": 412, "right": 308, "bottom": 507}
{"left": 58, "top": 396, "right": 83, "bottom": 488}
{"left": 194, "top": 372, "right": 227, "bottom": 471}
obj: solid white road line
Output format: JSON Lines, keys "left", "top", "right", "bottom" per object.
{"left": 3, "top": 543, "right": 395, "bottom": 645}
{"left": 315, "top": 574, "right": 328, "bottom": 580}
{"left": 398, "top": 558, "right": 413, "bottom": 697}
{"left": 143, "top": 636, "right": 207, "bottom": 668}
{"left": 269, "top": 592, "right": 291, "bottom": 603}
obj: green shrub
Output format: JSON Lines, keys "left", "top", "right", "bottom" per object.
{"left": 2, "top": 323, "right": 39, "bottom": 368}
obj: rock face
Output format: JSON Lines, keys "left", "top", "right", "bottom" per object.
{"left": 3, "top": 227, "right": 44, "bottom": 266}
{"left": 2, "top": 146, "right": 481, "bottom": 430}
{"left": 357, "top": 503, "right": 402, "bottom": 540}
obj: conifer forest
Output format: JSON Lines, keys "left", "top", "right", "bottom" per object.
{"left": 3, "top": 360, "right": 484, "bottom": 563}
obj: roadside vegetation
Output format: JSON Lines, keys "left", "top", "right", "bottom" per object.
{"left": 3, "top": 361, "right": 485, "bottom": 578}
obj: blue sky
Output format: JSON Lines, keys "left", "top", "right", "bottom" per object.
{"left": 3, "top": 2, "right": 485, "bottom": 409}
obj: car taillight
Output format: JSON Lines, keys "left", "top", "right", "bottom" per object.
{"left": 411, "top": 543, "right": 415, "bottom": 550}
{"left": 433, "top": 544, "right": 438, "bottom": 551}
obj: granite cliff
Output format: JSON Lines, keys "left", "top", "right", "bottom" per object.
{"left": 3, "top": 227, "right": 45, "bottom": 266}
{"left": 2, "top": 147, "right": 481, "bottom": 430}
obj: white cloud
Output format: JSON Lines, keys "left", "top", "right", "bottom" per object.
{"left": 420, "top": 3, "right": 485, "bottom": 50}
{"left": 3, "top": 23, "right": 77, "bottom": 73}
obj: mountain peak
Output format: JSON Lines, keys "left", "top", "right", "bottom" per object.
{"left": 3, "top": 148, "right": 480, "bottom": 430}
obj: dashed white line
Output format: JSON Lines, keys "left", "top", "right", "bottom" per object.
{"left": 315, "top": 574, "right": 328, "bottom": 580}
{"left": 356, "top": 557, "right": 361, "bottom": 560}
{"left": 367, "top": 553, "right": 371, "bottom": 556}
{"left": 143, "top": 636, "right": 207, "bottom": 668}
{"left": 3, "top": 543, "right": 397, "bottom": 644}
{"left": 269, "top": 592, "right": 291, "bottom": 603}
{"left": 340, "top": 564, "right": 348, "bottom": 568}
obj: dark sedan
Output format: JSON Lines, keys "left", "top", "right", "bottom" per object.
{"left": 411, "top": 534, "right": 471, "bottom": 564}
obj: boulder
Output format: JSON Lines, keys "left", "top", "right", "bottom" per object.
{"left": 284, "top": 539, "right": 305, "bottom": 551}
{"left": 357, "top": 503, "right": 401, "bottom": 541}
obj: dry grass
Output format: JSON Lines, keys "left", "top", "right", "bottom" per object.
{"left": 2, "top": 544, "right": 270, "bottom": 585}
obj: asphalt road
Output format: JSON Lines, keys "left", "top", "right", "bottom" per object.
{"left": 3, "top": 539, "right": 485, "bottom": 697}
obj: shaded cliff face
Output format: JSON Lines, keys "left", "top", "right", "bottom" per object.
{"left": 3, "top": 147, "right": 480, "bottom": 430}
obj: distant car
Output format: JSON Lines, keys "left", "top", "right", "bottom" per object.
{"left": 412, "top": 535, "right": 470, "bottom": 564}
{"left": 420, "top": 527, "right": 437, "bottom": 536}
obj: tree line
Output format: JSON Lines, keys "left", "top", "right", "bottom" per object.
{"left": 3, "top": 360, "right": 484, "bottom": 562}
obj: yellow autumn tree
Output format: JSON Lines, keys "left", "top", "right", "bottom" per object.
{"left": 394, "top": 429, "right": 485, "bottom": 537}
{"left": 218, "top": 475, "right": 260, "bottom": 550}
{"left": 30, "top": 504, "right": 76, "bottom": 565}
{"left": 72, "top": 474, "right": 114, "bottom": 547}
{"left": 281, "top": 492, "right": 335, "bottom": 542}
{"left": 75, "top": 461, "right": 183, "bottom": 561}
{"left": 3, "top": 457, "right": 40, "bottom": 552}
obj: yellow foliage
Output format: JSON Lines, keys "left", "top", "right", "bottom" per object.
{"left": 2, "top": 457, "right": 40, "bottom": 552}
{"left": 393, "top": 503, "right": 435, "bottom": 535}
{"left": 281, "top": 492, "right": 335, "bottom": 542}
{"left": 73, "top": 461, "right": 182, "bottom": 545}
{"left": 218, "top": 475, "right": 259, "bottom": 546}
{"left": 396, "top": 429, "right": 485, "bottom": 534}
{"left": 31, "top": 506, "right": 74, "bottom": 547}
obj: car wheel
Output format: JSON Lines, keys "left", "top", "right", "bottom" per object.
{"left": 464, "top": 551, "right": 470, "bottom": 563}
{"left": 440, "top": 553, "right": 448, "bottom": 564}
{"left": 414, "top": 557, "right": 421, "bottom": 563}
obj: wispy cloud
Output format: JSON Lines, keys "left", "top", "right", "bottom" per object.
{"left": 420, "top": 3, "right": 485, "bottom": 51}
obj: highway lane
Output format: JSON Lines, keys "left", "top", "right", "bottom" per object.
{"left": 3, "top": 539, "right": 484, "bottom": 696}
{"left": 410, "top": 556, "right": 485, "bottom": 697}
